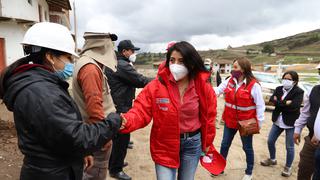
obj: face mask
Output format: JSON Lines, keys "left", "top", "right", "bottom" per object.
{"left": 205, "top": 65, "right": 211, "bottom": 71}
{"left": 129, "top": 53, "right": 136, "bottom": 63}
{"left": 282, "top": 79, "right": 294, "bottom": 90}
{"left": 169, "top": 64, "right": 189, "bottom": 81}
{"left": 231, "top": 70, "right": 243, "bottom": 80}
{"left": 55, "top": 62, "right": 74, "bottom": 80}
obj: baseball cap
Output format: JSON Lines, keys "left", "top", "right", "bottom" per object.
{"left": 118, "top": 40, "right": 140, "bottom": 51}
{"left": 200, "top": 145, "right": 226, "bottom": 175}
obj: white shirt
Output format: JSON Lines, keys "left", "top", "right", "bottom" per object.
{"left": 294, "top": 91, "right": 311, "bottom": 134}
{"left": 214, "top": 77, "right": 265, "bottom": 126}
{"left": 314, "top": 107, "right": 320, "bottom": 140}
{"left": 274, "top": 87, "right": 294, "bottom": 129}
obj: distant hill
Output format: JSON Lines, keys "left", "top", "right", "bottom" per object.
{"left": 137, "top": 29, "right": 320, "bottom": 70}
{"left": 238, "top": 29, "right": 320, "bottom": 53}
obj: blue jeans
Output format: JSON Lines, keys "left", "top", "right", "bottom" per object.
{"left": 313, "top": 147, "right": 320, "bottom": 180}
{"left": 267, "top": 124, "right": 295, "bottom": 167}
{"left": 220, "top": 125, "right": 254, "bottom": 175}
{"left": 155, "top": 133, "right": 202, "bottom": 180}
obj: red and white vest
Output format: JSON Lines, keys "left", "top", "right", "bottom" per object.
{"left": 222, "top": 78, "right": 257, "bottom": 129}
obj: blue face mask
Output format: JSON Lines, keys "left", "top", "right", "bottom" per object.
{"left": 55, "top": 62, "right": 74, "bottom": 80}
{"left": 205, "top": 65, "right": 211, "bottom": 71}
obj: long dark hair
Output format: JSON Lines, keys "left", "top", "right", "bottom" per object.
{"left": 0, "top": 47, "right": 65, "bottom": 99}
{"left": 233, "top": 57, "right": 257, "bottom": 85}
{"left": 166, "top": 41, "right": 205, "bottom": 79}
{"left": 282, "top": 71, "right": 299, "bottom": 85}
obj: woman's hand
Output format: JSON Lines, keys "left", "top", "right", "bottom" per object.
{"left": 293, "top": 133, "right": 301, "bottom": 145}
{"left": 204, "top": 146, "right": 210, "bottom": 154}
{"left": 120, "top": 114, "right": 127, "bottom": 130}
{"left": 84, "top": 155, "right": 94, "bottom": 172}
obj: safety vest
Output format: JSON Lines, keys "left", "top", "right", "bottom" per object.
{"left": 222, "top": 78, "right": 257, "bottom": 129}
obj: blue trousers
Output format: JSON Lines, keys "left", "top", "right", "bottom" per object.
{"left": 220, "top": 125, "right": 254, "bottom": 175}
{"left": 155, "top": 133, "right": 202, "bottom": 180}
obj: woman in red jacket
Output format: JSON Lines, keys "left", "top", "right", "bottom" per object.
{"left": 120, "top": 41, "right": 224, "bottom": 180}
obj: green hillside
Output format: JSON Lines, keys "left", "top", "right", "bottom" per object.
{"left": 137, "top": 29, "right": 320, "bottom": 67}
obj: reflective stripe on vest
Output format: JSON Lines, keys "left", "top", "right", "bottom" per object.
{"left": 225, "top": 102, "right": 256, "bottom": 111}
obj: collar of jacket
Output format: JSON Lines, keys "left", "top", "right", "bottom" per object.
{"left": 117, "top": 54, "right": 130, "bottom": 62}
{"left": 13, "top": 64, "right": 53, "bottom": 75}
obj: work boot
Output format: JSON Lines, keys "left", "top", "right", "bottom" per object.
{"left": 260, "top": 158, "right": 277, "bottom": 166}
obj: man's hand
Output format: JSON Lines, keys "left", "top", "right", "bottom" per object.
{"left": 286, "top": 100, "right": 292, "bottom": 105}
{"left": 101, "top": 141, "right": 112, "bottom": 151}
{"left": 84, "top": 155, "right": 94, "bottom": 172}
{"left": 293, "top": 133, "right": 301, "bottom": 145}
{"left": 311, "top": 135, "right": 319, "bottom": 146}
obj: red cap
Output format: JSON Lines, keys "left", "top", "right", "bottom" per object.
{"left": 200, "top": 145, "right": 226, "bottom": 175}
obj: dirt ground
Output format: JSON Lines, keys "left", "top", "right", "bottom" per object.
{"left": 0, "top": 95, "right": 310, "bottom": 180}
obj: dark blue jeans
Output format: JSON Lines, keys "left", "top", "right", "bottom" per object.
{"left": 313, "top": 147, "right": 320, "bottom": 180}
{"left": 267, "top": 124, "right": 295, "bottom": 167}
{"left": 220, "top": 125, "right": 254, "bottom": 175}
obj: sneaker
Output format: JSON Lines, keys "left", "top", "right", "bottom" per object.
{"left": 281, "top": 166, "right": 292, "bottom": 177}
{"left": 242, "top": 174, "right": 252, "bottom": 180}
{"left": 110, "top": 171, "right": 132, "bottom": 180}
{"left": 260, "top": 158, "right": 277, "bottom": 166}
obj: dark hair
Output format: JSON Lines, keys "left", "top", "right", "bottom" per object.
{"left": 282, "top": 71, "right": 299, "bottom": 85}
{"left": 233, "top": 57, "right": 257, "bottom": 85}
{"left": 0, "top": 47, "right": 65, "bottom": 99}
{"left": 166, "top": 41, "right": 205, "bottom": 79}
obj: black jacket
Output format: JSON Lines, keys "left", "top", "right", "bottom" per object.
{"left": 306, "top": 85, "right": 320, "bottom": 137}
{"left": 269, "top": 85, "right": 304, "bottom": 126}
{"left": 105, "top": 55, "right": 152, "bottom": 113}
{"left": 2, "top": 64, "right": 121, "bottom": 180}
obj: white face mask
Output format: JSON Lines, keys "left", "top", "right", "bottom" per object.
{"left": 282, "top": 79, "right": 294, "bottom": 90}
{"left": 129, "top": 53, "right": 136, "bottom": 63}
{"left": 169, "top": 64, "right": 189, "bottom": 81}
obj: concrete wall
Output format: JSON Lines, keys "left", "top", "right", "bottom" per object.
{"left": 0, "top": 22, "right": 27, "bottom": 65}
{"left": 1, "top": 0, "right": 49, "bottom": 22}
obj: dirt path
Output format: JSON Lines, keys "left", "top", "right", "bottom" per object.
{"left": 0, "top": 96, "right": 309, "bottom": 180}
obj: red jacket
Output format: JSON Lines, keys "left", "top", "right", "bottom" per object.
{"left": 121, "top": 63, "right": 221, "bottom": 168}
{"left": 222, "top": 78, "right": 257, "bottom": 129}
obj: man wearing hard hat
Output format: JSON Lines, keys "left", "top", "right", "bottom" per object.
{"left": 72, "top": 32, "right": 118, "bottom": 180}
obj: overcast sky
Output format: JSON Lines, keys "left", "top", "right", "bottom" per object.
{"left": 70, "top": 0, "right": 320, "bottom": 52}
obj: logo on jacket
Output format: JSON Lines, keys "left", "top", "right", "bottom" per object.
{"left": 156, "top": 98, "right": 170, "bottom": 104}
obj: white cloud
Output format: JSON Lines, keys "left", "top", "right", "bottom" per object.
{"left": 70, "top": 0, "right": 320, "bottom": 52}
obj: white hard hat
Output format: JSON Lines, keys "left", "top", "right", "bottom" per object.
{"left": 204, "top": 58, "right": 212, "bottom": 65}
{"left": 316, "top": 63, "right": 320, "bottom": 69}
{"left": 22, "top": 22, "right": 78, "bottom": 57}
